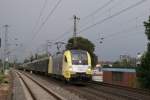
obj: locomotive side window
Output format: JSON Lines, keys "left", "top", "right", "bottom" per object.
{"left": 64, "top": 56, "right": 67, "bottom": 62}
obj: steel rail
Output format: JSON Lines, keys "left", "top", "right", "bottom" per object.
{"left": 15, "top": 70, "right": 66, "bottom": 100}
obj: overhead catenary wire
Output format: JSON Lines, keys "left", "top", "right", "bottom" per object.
{"left": 49, "top": 0, "right": 115, "bottom": 43}
{"left": 79, "top": 0, "right": 122, "bottom": 28}
{"left": 103, "top": 29, "right": 144, "bottom": 45}
{"left": 28, "top": 0, "right": 147, "bottom": 58}
{"left": 31, "top": 0, "right": 48, "bottom": 35}
{"left": 82, "top": 0, "right": 114, "bottom": 20}
{"left": 96, "top": 9, "right": 149, "bottom": 41}
{"left": 25, "top": 0, "right": 62, "bottom": 58}
{"left": 30, "top": 0, "right": 62, "bottom": 43}
{"left": 51, "top": 26, "right": 73, "bottom": 42}
{"left": 47, "top": 0, "right": 126, "bottom": 45}
{"left": 104, "top": 25, "right": 143, "bottom": 39}
{"left": 79, "top": 0, "right": 147, "bottom": 34}
{"left": 95, "top": 26, "right": 144, "bottom": 46}
{"left": 50, "top": 0, "right": 147, "bottom": 44}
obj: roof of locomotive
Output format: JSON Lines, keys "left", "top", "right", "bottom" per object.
{"left": 70, "top": 49, "right": 87, "bottom": 53}
{"left": 53, "top": 49, "right": 87, "bottom": 56}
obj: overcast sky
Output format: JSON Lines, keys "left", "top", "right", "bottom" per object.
{"left": 0, "top": 0, "right": 150, "bottom": 62}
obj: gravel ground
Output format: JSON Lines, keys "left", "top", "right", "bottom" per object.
{"left": 19, "top": 71, "right": 57, "bottom": 100}
{"left": 24, "top": 72, "right": 126, "bottom": 100}
{"left": 12, "top": 71, "right": 26, "bottom": 100}
{"left": 24, "top": 72, "right": 86, "bottom": 100}
{"left": 87, "top": 83, "right": 150, "bottom": 100}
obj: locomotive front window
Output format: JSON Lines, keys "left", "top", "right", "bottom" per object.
{"left": 71, "top": 51, "right": 88, "bottom": 65}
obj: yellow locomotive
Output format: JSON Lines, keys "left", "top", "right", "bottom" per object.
{"left": 23, "top": 50, "right": 92, "bottom": 82}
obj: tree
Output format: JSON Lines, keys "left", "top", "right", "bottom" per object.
{"left": 112, "top": 61, "right": 120, "bottom": 67}
{"left": 30, "top": 55, "right": 34, "bottom": 62}
{"left": 136, "top": 16, "right": 150, "bottom": 89}
{"left": 66, "top": 37, "right": 97, "bottom": 67}
{"left": 24, "top": 58, "right": 29, "bottom": 63}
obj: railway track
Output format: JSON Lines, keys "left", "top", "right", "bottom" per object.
{"left": 90, "top": 81, "right": 150, "bottom": 95}
{"left": 86, "top": 81, "right": 150, "bottom": 100}
{"left": 16, "top": 70, "right": 150, "bottom": 100}
{"left": 14, "top": 70, "right": 66, "bottom": 100}
{"left": 23, "top": 72, "right": 133, "bottom": 100}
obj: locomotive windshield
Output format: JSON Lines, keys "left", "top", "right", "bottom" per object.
{"left": 71, "top": 50, "right": 88, "bottom": 65}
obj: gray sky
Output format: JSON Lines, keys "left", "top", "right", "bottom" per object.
{"left": 0, "top": 0, "right": 150, "bottom": 62}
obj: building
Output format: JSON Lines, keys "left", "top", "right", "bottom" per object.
{"left": 120, "top": 55, "right": 131, "bottom": 62}
{"left": 102, "top": 67, "right": 137, "bottom": 87}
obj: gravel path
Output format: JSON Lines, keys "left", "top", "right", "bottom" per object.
{"left": 23, "top": 72, "right": 86, "bottom": 100}
{"left": 19, "top": 71, "right": 57, "bottom": 100}
{"left": 12, "top": 71, "right": 27, "bottom": 100}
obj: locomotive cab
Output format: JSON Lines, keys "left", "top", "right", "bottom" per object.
{"left": 63, "top": 50, "right": 92, "bottom": 82}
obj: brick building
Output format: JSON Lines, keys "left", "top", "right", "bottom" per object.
{"left": 102, "top": 67, "right": 137, "bottom": 87}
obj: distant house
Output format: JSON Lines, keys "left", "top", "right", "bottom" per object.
{"left": 120, "top": 55, "right": 137, "bottom": 67}
{"left": 102, "top": 67, "right": 137, "bottom": 87}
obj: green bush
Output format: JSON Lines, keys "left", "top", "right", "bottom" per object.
{"left": 0, "top": 72, "right": 5, "bottom": 84}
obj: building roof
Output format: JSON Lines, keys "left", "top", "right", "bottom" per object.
{"left": 102, "top": 67, "right": 136, "bottom": 73}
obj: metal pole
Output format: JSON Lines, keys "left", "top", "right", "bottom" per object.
{"left": 73, "top": 15, "right": 80, "bottom": 47}
{"left": 0, "top": 26, "right": 2, "bottom": 72}
{"left": 46, "top": 40, "right": 52, "bottom": 56}
{"left": 3, "top": 25, "right": 9, "bottom": 73}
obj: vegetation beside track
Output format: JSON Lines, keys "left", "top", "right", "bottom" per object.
{"left": 0, "top": 71, "right": 12, "bottom": 100}
{"left": 0, "top": 72, "right": 5, "bottom": 84}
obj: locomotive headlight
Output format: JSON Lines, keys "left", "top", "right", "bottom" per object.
{"left": 88, "top": 68, "right": 91, "bottom": 71}
{"left": 69, "top": 67, "right": 73, "bottom": 71}
{"left": 86, "top": 67, "right": 92, "bottom": 74}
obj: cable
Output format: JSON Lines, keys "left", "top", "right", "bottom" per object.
{"left": 25, "top": 0, "right": 147, "bottom": 58}
{"left": 104, "top": 25, "right": 143, "bottom": 39}
{"left": 31, "top": 0, "right": 48, "bottom": 34}
{"left": 82, "top": 0, "right": 114, "bottom": 20}
{"left": 79, "top": 0, "right": 122, "bottom": 27}
{"left": 79, "top": 0, "right": 147, "bottom": 33}
{"left": 50, "top": 0, "right": 147, "bottom": 44}
{"left": 50, "top": 0, "right": 115, "bottom": 43}
{"left": 30, "top": 0, "right": 62, "bottom": 43}
{"left": 51, "top": 26, "right": 73, "bottom": 42}
{"left": 96, "top": 10, "right": 149, "bottom": 41}
{"left": 25, "top": 0, "right": 62, "bottom": 53}
{"left": 104, "top": 29, "right": 144, "bottom": 44}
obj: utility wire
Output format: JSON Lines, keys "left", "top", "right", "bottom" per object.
{"left": 79, "top": 0, "right": 147, "bottom": 33}
{"left": 49, "top": 0, "right": 114, "bottom": 43}
{"left": 104, "top": 25, "right": 143, "bottom": 39}
{"left": 51, "top": 26, "right": 73, "bottom": 42}
{"left": 30, "top": 0, "right": 62, "bottom": 42}
{"left": 27, "top": 0, "right": 146, "bottom": 57}
{"left": 95, "top": 25, "right": 144, "bottom": 45}
{"left": 50, "top": 0, "right": 146, "bottom": 44}
{"left": 79, "top": 0, "right": 122, "bottom": 27}
{"left": 97, "top": 10, "right": 149, "bottom": 41}
{"left": 104, "top": 29, "right": 144, "bottom": 43}
{"left": 82, "top": 0, "right": 114, "bottom": 20}
{"left": 31, "top": 0, "right": 48, "bottom": 34}
{"left": 25, "top": 0, "right": 62, "bottom": 57}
